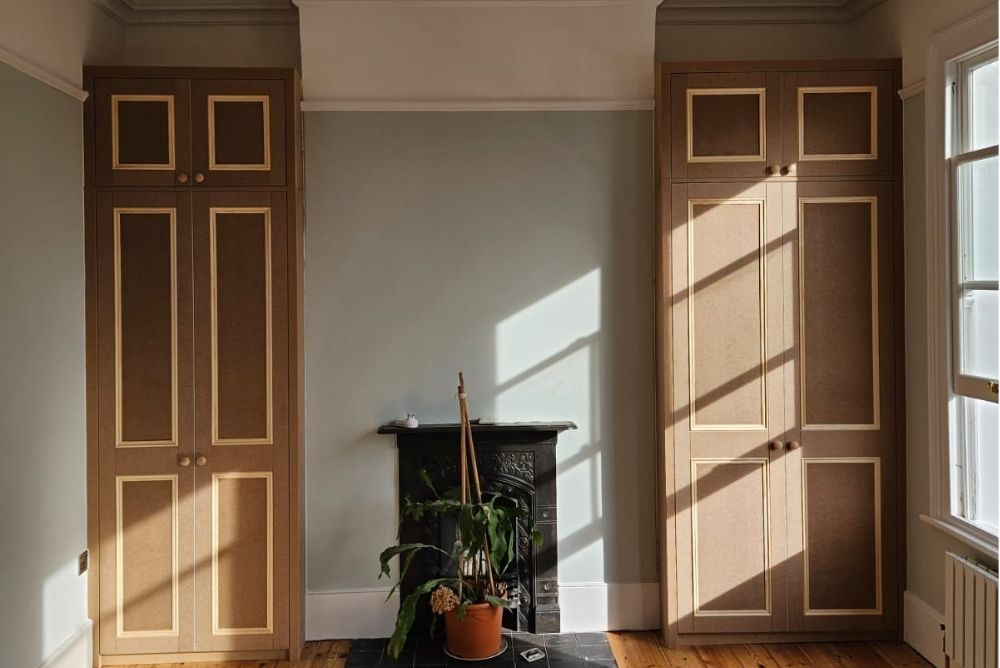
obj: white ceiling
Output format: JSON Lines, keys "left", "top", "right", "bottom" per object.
{"left": 90, "top": 0, "right": 297, "bottom": 25}
{"left": 89, "top": 0, "right": 887, "bottom": 27}
{"left": 656, "top": 0, "right": 887, "bottom": 24}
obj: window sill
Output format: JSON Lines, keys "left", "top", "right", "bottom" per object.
{"left": 920, "top": 514, "right": 999, "bottom": 558}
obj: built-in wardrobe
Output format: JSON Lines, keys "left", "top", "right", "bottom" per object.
{"left": 655, "top": 60, "right": 904, "bottom": 645}
{"left": 83, "top": 67, "right": 304, "bottom": 665}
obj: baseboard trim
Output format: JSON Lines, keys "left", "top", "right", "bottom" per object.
{"left": 307, "top": 588, "right": 401, "bottom": 640}
{"left": 559, "top": 582, "right": 661, "bottom": 632}
{"left": 306, "top": 582, "right": 660, "bottom": 639}
{"left": 39, "top": 619, "right": 92, "bottom": 668}
{"left": 904, "top": 590, "right": 946, "bottom": 668}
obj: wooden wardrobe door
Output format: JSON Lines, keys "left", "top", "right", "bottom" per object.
{"left": 94, "top": 78, "right": 192, "bottom": 187}
{"left": 190, "top": 80, "right": 286, "bottom": 188}
{"left": 781, "top": 70, "right": 894, "bottom": 178}
{"left": 192, "top": 191, "right": 289, "bottom": 652}
{"left": 671, "top": 181, "right": 790, "bottom": 634}
{"left": 96, "top": 191, "right": 195, "bottom": 655}
{"left": 783, "top": 180, "right": 898, "bottom": 633}
{"left": 670, "top": 71, "right": 781, "bottom": 180}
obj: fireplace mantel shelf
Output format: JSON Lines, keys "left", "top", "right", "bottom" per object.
{"left": 377, "top": 421, "right": 577, "bottom": 435}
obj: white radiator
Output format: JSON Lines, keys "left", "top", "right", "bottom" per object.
{"left": 945, "top": 552, "right": 999, "bottom": 668}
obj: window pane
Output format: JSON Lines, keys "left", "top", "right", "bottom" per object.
{"left": 970, "top": 58, "right": 998, "bottom": 151}
{"left": 959, "top": 289, "right": 999, "bottom": 379}
{"left": 958, "top": 155, "right": 998, "bottom": 282}
{"left": 959, "top": 396, "right": 998, "bottom": 532}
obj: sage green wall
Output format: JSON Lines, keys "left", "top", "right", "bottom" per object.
{"left": 0, "top": 63, "right": 88, "bottom": 668}
{"left": 303, "top": 111, "right": 657, "bottom": 592}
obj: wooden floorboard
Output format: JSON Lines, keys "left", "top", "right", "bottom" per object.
{"left": 113, "top": 632, "right": 932, "bottom": 668}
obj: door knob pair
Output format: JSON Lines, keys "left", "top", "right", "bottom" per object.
{"left": 175, "top": 172, "right": 206, "bottom": 183}
{"left": 178, "top": 454, "right": 208, "bottom": 467}
{"left": 770, "top": 440, "right": 801, "bottom": 450}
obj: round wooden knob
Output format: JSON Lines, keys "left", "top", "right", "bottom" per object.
{"left": 770, "top": 440, "right": 783, "bottom": 450}
{"left": 176, "top": 172, "right": 189, "bottom": 183}
{"left": 779, "top": 166, "right": 790, "bottom": 176}
{"left": 787, "top": 441, "right": 801, "bottom": 450}
{"left": 195, "top": 455, "right": 208, "bottom": 466}
{"left": 766, "top": 166, "right": 776, "bottom": 176}
{"left": 178, "top": 455, "right": 191, "bottom": 467}
{"left": 194, "top": 172, "right": 205, "bottom": 183}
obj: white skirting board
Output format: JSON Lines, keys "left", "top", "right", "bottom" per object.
{"left": 558, "top": 582, "right": 660, "bottom": 632}
{"left": 904, "top": 590, "right": 946, "bottom": 668}
{"left": 306, "top": 582, "right": 661, "bottom": 640}
{"left": 39, "top": 620, "right": 92, "bottom": 668}
{"left": 307, "top": 588, "right": 401, "bottom": 640}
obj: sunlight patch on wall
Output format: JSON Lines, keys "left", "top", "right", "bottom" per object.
{"left": 495, "top": 269, "right": 601, "bottom": 387}
{"left": 494, "top": 268, "right": 605, "bottom": 581}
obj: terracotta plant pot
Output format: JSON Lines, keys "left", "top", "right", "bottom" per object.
{"left": 444, "top": 602, "right": 504, "bottom": 660}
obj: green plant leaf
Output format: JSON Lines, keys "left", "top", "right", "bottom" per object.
{"left": 484, "top": 594, "right": 512, "bottom": 609}
{"left": 378, "top": 543, "right": 450, "bottom": 581}
{"left": 387, "top": 577, "right": 457, "bottom": 659}
{"left": 418, "top": 468, "right": 438, "bottom": 497}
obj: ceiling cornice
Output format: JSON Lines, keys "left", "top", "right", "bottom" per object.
{"left": 656, "top": 0, "right": 886, "bottom": 25}
{"left": 89, "top": 0, "right": 298, "bottom": 26}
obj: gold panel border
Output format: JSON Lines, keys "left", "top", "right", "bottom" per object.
{"left": 691, "top": 458, "right": 772, "bottom": 617}
{"left": 798, "top": 86, "right": 878, "bottom": 162}
{"left": 210, "top": 207, "right": 274, "bottom": 446}
{"left": 207, "top": 95, "right": 272, "bottom": 172}
{"left": 688, "top": 198, "right": 769, "bottom": 432}
{"left": 115, "top": 475, "right": 179, "bottom": 638}
{"left": 798, "top": 196, "right": 880, "bottom": 431}
{"left": 801, "top": 457, "right": 883, "bottom": 616}
{"left": 211, "top": 472, "right": 274, "bottom": 636}
{"left": 111, "top": 94, "right": 176, "bottom": 171}
{"left": 686, "top": 88, "right": 767, "bottom": 163}
{"left": 114, "top": 208, "right": 179, "bottom": 448}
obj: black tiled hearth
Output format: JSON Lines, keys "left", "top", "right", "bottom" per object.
{"left": 345, "top": 633, "right": 616, "bottom": 668}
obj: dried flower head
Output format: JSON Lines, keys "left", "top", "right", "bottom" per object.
{"left": 430, "top": 585, "right": 459, "bottom": 614}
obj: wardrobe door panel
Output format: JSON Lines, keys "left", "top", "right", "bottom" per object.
{"left": 670, "top": 72, "right": 781, "bottom": 180}
{"left": 96, "top": 191, "right": 195, "bottom": 656}
{"left": 782, "top": 70, "right": 894, "bottom": 178}
{"left": 94, "top": 78, "right": 192, "bottom": 187}
{"left": 671, "top": 181, "right": 789, "bottom": 634}
{"left": 193, "top": 191, "right": 289, "bottom": 652}
{"left": 191, "top": 80, "right": 286, "bottom": 187}
{"left": 783, "top": 181, "right": 898, "bottom": 634}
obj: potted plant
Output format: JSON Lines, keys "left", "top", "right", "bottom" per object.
{"left": 378, "top": 374, "right": 542, "bottom": 660}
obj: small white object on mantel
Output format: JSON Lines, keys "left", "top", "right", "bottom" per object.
{"left": 392, "top": 413, "right": 419, "bottom": 429}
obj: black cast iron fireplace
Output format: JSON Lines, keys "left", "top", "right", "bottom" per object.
{"left": 377, "top": 422, "right": 575, "bottom": 635}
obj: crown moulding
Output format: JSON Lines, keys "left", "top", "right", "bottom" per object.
{"left": 88, "top": 0, "right": 299, "bottom": 25}
{"left": 656, "top": 0, "right": 886, "bottom": 25}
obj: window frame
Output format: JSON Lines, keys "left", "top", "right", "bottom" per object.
{"left": 923, "top": 5, "right": 999, "bottom": 558}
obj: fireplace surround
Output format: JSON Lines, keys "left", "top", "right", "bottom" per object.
{"left": 378, "top": 422, "right": 576, "bottom": 634}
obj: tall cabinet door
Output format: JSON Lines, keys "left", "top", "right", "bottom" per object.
{"left": 190, "top": 80, "right": 286, "bottom": 188}
{"left": 781, "top": 70, "right": 895, "bottom": 178}
{"left": 96, "top": 191, "right": 195, "bottom": 655}
{"left": 94, "top": 78, "right": 192, "bottom": 187}
{"left": 782, "top": 180, "right": 898, "bottom": 633}
{"left": 671, "top": 181, "right": 790, "bottom": 634}
{"left": 192, "top": 192, "right": 289, "bottom": 651}
{"left": 670, "top": 71, "right": 782, "bottom": 180}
